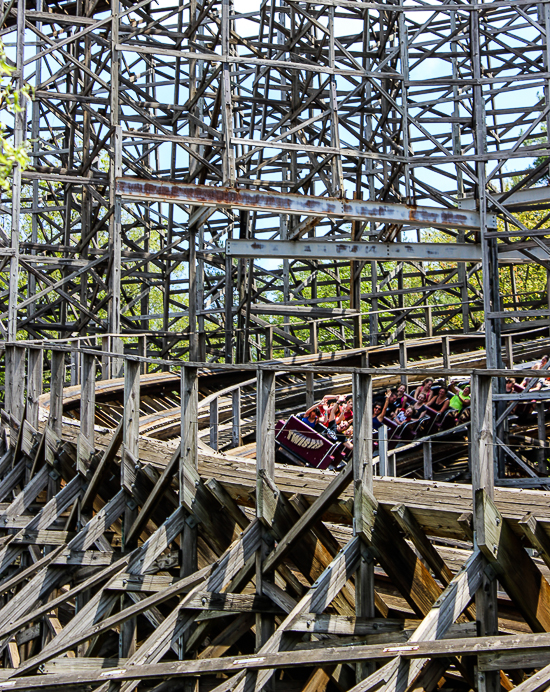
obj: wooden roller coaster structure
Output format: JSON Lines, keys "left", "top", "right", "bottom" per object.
{"left": 0, "top": 334, "right": 548, "bottom": 692}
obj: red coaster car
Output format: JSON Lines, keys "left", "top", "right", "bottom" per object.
{"left": 275, "top": 416, "right": 346, "bottom": 469}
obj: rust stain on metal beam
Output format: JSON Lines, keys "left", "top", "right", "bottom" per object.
{"left": 116, "top": 178, "right": 491, "bottom": 231}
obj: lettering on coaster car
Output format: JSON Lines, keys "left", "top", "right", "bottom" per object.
{"left": 276, "top": 415, "right": 337, "bottom": 469}
{"left": 287, "top": 430, "right": 324, "bottom": 450}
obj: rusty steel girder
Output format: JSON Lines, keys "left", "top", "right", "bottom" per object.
{"left": 116, "top": 178, "right": 494, "bottom": 231}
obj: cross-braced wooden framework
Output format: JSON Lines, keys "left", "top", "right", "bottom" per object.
{"left": 0, "top": 341, "right": 550, "bottom": 692}
{"left": 1, "top": 0, "right": 550, "bottom": 365}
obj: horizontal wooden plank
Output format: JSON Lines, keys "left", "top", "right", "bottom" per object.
{"left": 8, "top": 632, "right": 550, "bottom": 687}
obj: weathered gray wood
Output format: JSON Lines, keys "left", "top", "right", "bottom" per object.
{"left": 122, "top": 359, "right": 140, "bottom": 498}
{"left": 470, "top": 372, "right": 499, "bottom": 692}
{"left": 505, "top": 335, "right": 514, "bottom": 367}
{"left": 352, "top": 369, "right": 375, "bottom": 680}
{"left": 49, "top": 350, "right": 65, "bottom": 437}
{"left": 306, "top": 371, "right": 314, "bottom": 410}
{"left": 81, "top": 421, "right": 123, "bottom": 512}
{"left": 91, "top": 521, "right": 264, "bottom": 692}
{"left": 209, "top": 397, "right": 218, "bottom": 451}
{"left": 348, "top": 550, "right": 484, "bottom": 692}
{"left": 399, "top": 341, "right": 407, "bottom": 386}
{"left": 120, "top": 358, "right": 140, "bottom": 659}
{"left": 180, "top": 365, "right": 199, "bottom": 586}
{"left": 256, "top": 368, "right": 276, "bottom": 525}
{"left": 442, "top": 335, "right": 450, "bottom": 371}
{"left": 475, "top": 489, "right": 550, "bottom": 632}
{"left": 5, "top": 345, "right": 25, "bottom": 434}
{"left": 180, "top": 365, "right": 199, "bottom": 513}
{"left": 77, "top": 351, "right": 96, "bottom": 474}
{"left": 378, "top": 425, "right": 388, "bottom": 476}
{"left": 222, "top": 536, "right": 362, "bottom": 692}
{"left": 289, "top": 614, "right": 408, "bottom": 635}
{"left": 26, "top": 348, "right": 42, "bottom": 430}
{"left": 423, "top": 440, "right": 433, "bottom": 480}
{"left": 11, "top": 628, "right": 550, "bottom": 688}
{"left": 231, "top": 387, "right": 242, "bottom": 448}
{"left": 519, "top": 513, "right": 550, "bottom": 571}
{"left": 262, "top": 461, "right": 353, "bottom": 574}
{"left": 126, "top": 447, "right": 180, "bottom": 547}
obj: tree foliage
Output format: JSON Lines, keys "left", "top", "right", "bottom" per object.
{"left": 0, "top": 40, "right": 31, "bottom": 188}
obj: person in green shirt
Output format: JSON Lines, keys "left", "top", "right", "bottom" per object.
{"left": 448, "top": 382, "right": 471, "bottom": 417}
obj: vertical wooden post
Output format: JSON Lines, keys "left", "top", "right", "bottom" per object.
{"left": 138, "top": 336, "right": 147, "bottom": 374}
{"left": 188, "top": 228, "right": 198, "bottom": 362}
{"left": 378, "top": 425, "right": 388, "bottom": 476}
{"left": 46, "top": 349, "right": 64, "bottom": 497}
{"left": 209, "top": 398, "right": 218, "bottom": 451}
{"left": 120, "top": 358, "right": 140, "bottom": 659}
{"left": 122, "top": 358, "right": 140, "bottom": 509}
{"left": 506, "top": 335, "right": 514, "bottom": 368}
{"left": 225, "top": 255, "right": 233, "bottom": 363}
{"left": 231, "top": 387, "right": 241, "bottom": 448}
{"left": 5, "top": 345, "right": 25, "bottom": 443}
{"left": 77, "top": 352, "right": 96, "bottom": 475}
{"left": 425, "top": 305, "right": 433, "bottom": 338}
{"left": 49, "top": 350, "right": 65, "bottom": 438}
{"left": 353, "top": 369, "right": 373, "bottom": 498}
{"left": 399, "top": 341, "right": 407, "bottom": 386}
{"left": 350, "top": 215, "right": 363, "bottom": 349}
{"left": 423, "top": 440, "right": 433, "bottom": 480}
{"left": 70, "top": 349, "right": 80, "bottom": 387}
{"left": 180, "top": 365, "right": 198, "bottom": 578}
{"left": 305, "top": 371, "right": 314, "bottom": 410}
{"left": 442, "top": 335, "right": 450, "bottom": 370}
{"left": 353, "top": 368, "right": 374, "bottom": 681}
{"left": 27, "top": 347, "right": 42, "bottom": 431}
{"left": 387, "top": 449, "right": 396, "bottom": 477}
{"left": 7, "top": 0, "right": 25, "bottom": 344}
{"left": 112, "top": 336, "right": 124, "bottom": 379}
{"left": 471, "top": 372, "right": 498, "bottom": 692}
{"left": 309, "top": 321, "right": 318, "bottom": 355}
{"left": 537, "top": 402, "right": 547, "bottom": 473}
{"left": 178, "top": 364, "right": 200, "bottom": 675}
{"left": 255, "top": 367, "right": 276, "bottom": 653}
{"left": 265, "top": 326, "right": 273, "bottom": 360}
{"left": 256, "top": 368, "right": 276, "bottom": 522}
{"left": 370, "top": 261, "right": 378, "bottom": 346}
{"left": 101, "top": 335, "right": 110, "bottom": 379}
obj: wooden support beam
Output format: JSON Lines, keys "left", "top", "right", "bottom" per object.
{"left": 256, "top": 368, "right": 276, "bottom": 526}
{"left": 5, "top": 345, "right": 25, "bottom": 434}
{"left": 353, "top": 368, "right": 375, "bottom": 681}
{"left": 475, "top": 490, "right": 550, "bottom": 633}
{"left": 231, "top": 387, "right": 241, "bottom": 448}
{"left": 262, "top": 461, "right": 353, "bottom": 574}
{"left": 121, "top": 358, "right": 140, "bottom": 659}
{"left": 423, "top": 440, "right": 433, "bottom": 480}
{"left": 470, "top": 372, "right": 499, "bottom": 692}
{"left": 209, "top": 397, "right": 218, "bottom": 451}
{"left": 77, "top": 352, "right": 96, "bottom": 475}
{"left": 180, "top": 365, "right": 199, "bottom": 514}
{"left": 126, "top": 447, "right": 180, "bottom": 547}
{"left": 519, "top": 512, "right": 550, "bottom": 572}
{"left": 217, "top": 536, "right": 362, "bottom": 692}
{"left": 340, "top": 550, "right": 484, "bottom": 692}
{"left": 26, "top": 348, "right": 42, "bottom": 431}
{"left": 391, "top": 504, "right": 475, "bottom": 621}
{"left": 354, "top": 492, "right": 443, "bottom": 619}
{"left": 399, "top": 341, "right": 407, "bottom": 387}
{"left": 80, "top": 422, "right": 123, "bottom": 512}
{"left": 15, "top": 625, "right": 550, "bottom": 689}
{"left": 49, "top": 350, "right": 65, "bottom": 439}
